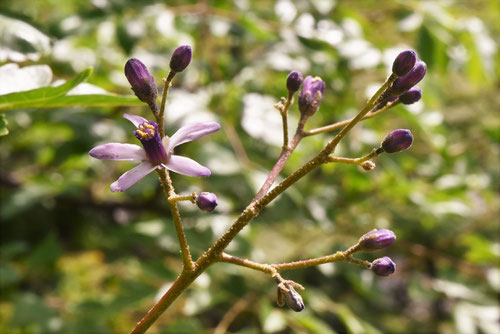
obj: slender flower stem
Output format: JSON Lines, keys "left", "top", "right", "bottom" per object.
{"left": 168, "top": 193, "right": 197, "bottom": 204}
{"left": 327, "top": 148, "right": 380, "bottom": 165}
{"left": 157, "top": 71, "right": 175, "bottom": 138}
{"left": 304, "top": 98, "right": 399, "bottom": 137}
{"left": 280, "top": 92, "right": 294, "bottom": 149}
{"left": 252, "top": 118, "right": 306, "bottom": 202}
{"left": 157, "top": 168, "right": 194, "bottom": 271}
{"left": 130, "top": 74, "right": 397, "bottom": 334}
{"left": 218, "top": 247, "right": 370, "bottom": 273}
{"left": 218, "top": 253, "right": 276, "bottom": 275}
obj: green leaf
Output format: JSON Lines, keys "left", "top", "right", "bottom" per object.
{"left": 32, "top": 93, "right": 143, "bottom": 108}
{"left": 0, "top": 113, "right": 8, "bottom": 136}
{"left": 0, "top": 68, "right": 92, "bottom": 110}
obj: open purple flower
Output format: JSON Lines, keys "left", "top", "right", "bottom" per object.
{"left": 89, "top": 114, "right": 221, "bottom": 192}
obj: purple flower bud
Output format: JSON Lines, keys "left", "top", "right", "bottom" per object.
{"left": 380, "top": 129, "right": 413, "bottom": 154}
{"left": 399, "top": 86, "right": 422, "bottom": 105}
{"left": 196, "top": 192, "right": 218, "bottom": 212}
{"left": 170, "top": 45, "right": 192, "bottom": 73}
{"left": 359, "top": 229, "right": 396, "bottom": 250}
{"left": 392, "top": 50, "right": 417, "bottom": 77}
{"left": 298, "top": 76, "right": 325, "bottom": 117}
{"left": 371, "top": 257, "right": 396, "bottom": 276}
{"left": 124, "top": 58, "right": 158, "bottom": 104}
{"left": 390, "top": 61, "right": 427, "bottom": 95}
{"left": 399, "top": 86, "right": 422, "bottom": 104}
{"left": 286, "top": 71, "right": 304, "bottom": 93}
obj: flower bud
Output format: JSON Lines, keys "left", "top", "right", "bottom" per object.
{"left": 195, "top": 192, "right": 218, "bottom": 212}
{"left": 282, "top": 286, "right": 305, "bottom": 312}
{"left": 169, "top": 45, "right": 192, "bottom": 73}
{"left": 371, "top": 256, "right": 396, "bottom": 276}
{"left": 361, "top": 161, "right": 376, "bottom": 171}
{"left": 380, "top": 129, "right": 413, "bottom": 154}
{"left": 124, "top": 58, "right": 158, "bottom": 104}
{"left": 392, "top": 50, "right": 417, "bottom": 77}
{"left": 298, "top": 76, "right": 325, "bottom": 117}
{"left": 399, "top": 86, "right": 422, "bottom": 105}
{"left": 359, "top": 229, "right": 396, "bottom": 250}
{"left": 390, "top": 61, "right": 427, "bottom": 95}
{"left": 286, "top": 71, "right": 304, "bottom": 94}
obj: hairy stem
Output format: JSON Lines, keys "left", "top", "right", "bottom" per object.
{"left": 157, "top": 169, "right": 194, "bottom": 271}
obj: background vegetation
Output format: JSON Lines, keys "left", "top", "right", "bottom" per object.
{"left": 0, "top": 0, "right": 498, "bottom": 333}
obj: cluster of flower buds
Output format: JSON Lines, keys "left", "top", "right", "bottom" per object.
{"left": 124, "top": 45, "right": 194, "bottom": 114}
{"left": 195, "top": 192, "right": 218, "bottom": 212}
{"left": 357, "top": 229, "right": 397, "bottom": 277}
{"left": 390, "top": 49, "right": 427, "bottom": 97}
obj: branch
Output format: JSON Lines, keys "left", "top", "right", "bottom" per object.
{"left": 130, "top": 74, "right": 397, "bottom": 334}
{"left": 303, "top": 99, "right": 399, "bottom": 137}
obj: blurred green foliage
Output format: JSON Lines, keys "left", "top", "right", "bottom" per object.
{"left": 0, "top": 0, "right": 499, "bottom": 333}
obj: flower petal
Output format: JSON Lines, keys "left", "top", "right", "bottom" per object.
{"left": 166, "top": 122, "right": 221, "bottom": 152}
{"left": 123, "top": 113, "right": 148, "bottom": 127}
{"left": 89, "top": 143, "right": 147, "bottom": 161}
{"left": 110, "top": 161, "right": 157, "bottom": 192}
{"left": 164, "top": 155, "right": 211, "bottom": 177}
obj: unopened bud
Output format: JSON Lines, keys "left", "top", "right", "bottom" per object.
{"left": 399, "top": 86, "right": 422, "bottom": 105}
{"left": 380, "top": 129, "right": 413, "bottom": 154}
{"left": 392, "top": 50, "right": 417, "bottom": 77}
{"left": 124, "top": 58, "right": 158, "bottom": 105}
{"left": 286, "top": 71, "right": 304, "bottom": 94}
{"left": 169, "top": 45, "right": 192, "bottom": 73}
{"left": 361, "top": 161, "right": 376, "bottom": 171}
{"left": 390, "top": 61, "right": 427, "bottom": 95}
{"left": 298, "top": 76, "right": 325, "bottom": 118}
{"left": 359, "top": 229, "right": 396, "bottom": 250}
{"left": 195, "top": 192, "right": 218, "bottom": 212}
{"left": 371, "top": 256, "right": 396, "bottom": 276}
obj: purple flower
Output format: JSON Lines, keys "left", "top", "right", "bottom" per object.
{"left": 170, "top": 45, "right": 192, "bottom": 73}
{"left": 124, "top": 58, "right": 158, "bottom": 105}
{"left": 392, "top": 50, "right": 417, "bottom": 77}
{"left": 381, "top": 129, "right": 414, "bottom": 153}
{"left": 89, "top": 114, "right": 221, "bottom": 192}
{"left": 286, "top": 71, "right": 304, "bottom": 93}
{"left": 298, "top": 76, "right": 325, "bottom": 117}
{"left": 398, "top": 86, "right": 422, "bottom": 105}
{"left": 390, "top": 60, "right": 427, "bottom": 95}
{"left": 359, "top": 229, "right": 396, "bottom": 251}
{"left": 371, "top": 257, "right": 396, "bottom": 276}
{"left": 196, "top": 192, "right": 218, "bottom": 212}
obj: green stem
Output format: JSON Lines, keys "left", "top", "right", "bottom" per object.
{"left": 303, "top": 99, "right": 399, "bottom": 137}
{"left": 168, "top": 193, "right": 197, "bottom": 204}
{"left": 157, "top": 71, "right": 176, "bottom": 138}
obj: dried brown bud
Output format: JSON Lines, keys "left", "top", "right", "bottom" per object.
{"left": 361, "top": 161, "right": 376, "bottom": 171}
